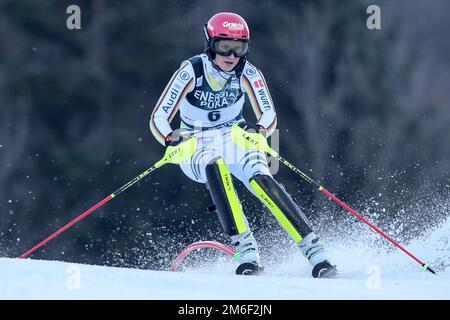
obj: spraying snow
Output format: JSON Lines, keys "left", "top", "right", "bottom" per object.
{"left": 1, "top": 217, "right": 449, "bottom": 299}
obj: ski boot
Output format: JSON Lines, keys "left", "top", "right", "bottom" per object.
{"left": 232, "top": 231, "right": 264, "bottom": 275}
{"left": 312, "top": 260, "right": 339, "bottom": 279}
{"left": 236, "top": 261, "right": 264, "bottom": 275}
{"left": 299, "top": 233, "right": 339, "bottom": 278}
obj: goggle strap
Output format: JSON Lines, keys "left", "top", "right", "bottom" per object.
{"left": 203, "top": 25, "right": 210, "bottom": 41}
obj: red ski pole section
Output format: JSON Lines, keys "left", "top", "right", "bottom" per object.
{"left": 319, "top": 186, "right": 425, "bottom": 266}
{"left": 19, "top": 195, "right": 114, "bottom": 259}
{"left": 170, "top": 241, "right": 237, "bottom": 272}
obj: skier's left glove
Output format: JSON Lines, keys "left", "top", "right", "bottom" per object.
{"left": 238, "top": 121, "right": 268, "bottom": 138}
{"left": 164, "top": 130, "right": 192, "bottom": 147}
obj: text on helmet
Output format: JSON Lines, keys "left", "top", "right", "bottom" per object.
{"left": 223, "top": 21, "right": 244, "bottom": 31}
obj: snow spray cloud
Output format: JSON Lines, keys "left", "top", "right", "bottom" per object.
{"left": 100, "top": 173, "right": 450, "bottom": 275}
{"left": 100, "top": 208, "right": 229, "bottom": 271}
{"left": 253, "top": 181, "right": 450, "bottom": 277}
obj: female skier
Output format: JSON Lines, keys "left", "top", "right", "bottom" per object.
{"left": 150, "top": 12, "right": 338, "bottom": 277}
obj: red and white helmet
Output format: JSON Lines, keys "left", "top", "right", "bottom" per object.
{"left": 204, "top": 12, "right": 250, "bottom": 41}
{"left": 204, "top": 12, "right": 250, "bottom": 59}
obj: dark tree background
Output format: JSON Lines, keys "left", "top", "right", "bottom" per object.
{"left": 1, "top": 0, "right": 449, "bottom": 270}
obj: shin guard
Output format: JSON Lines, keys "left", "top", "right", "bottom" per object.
{"left": 205, "top": 157, "right": 248, "bottom": 236}
{"left": 249, "top": 174, "right": 313, "bottom": 243}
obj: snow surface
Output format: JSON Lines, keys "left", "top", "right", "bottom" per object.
{"left": 1, "top": 217, "right": 449, "bottom": 300}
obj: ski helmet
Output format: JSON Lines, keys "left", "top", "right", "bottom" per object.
{"left": 203, "top": 12, "right": 250, "bottom": 59}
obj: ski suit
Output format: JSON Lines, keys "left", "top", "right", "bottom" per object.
{"left": 150, "top": 53, "right": 276, "bottom": 187}
{"left": 150, "top": 54, "right": 330, "bottom": 272}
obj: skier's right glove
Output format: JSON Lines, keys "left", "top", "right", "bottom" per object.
{"left": 164, "top": 130, "right": 192, "bottom": 147}
{"left": 238, "top": 121, "right": 268, "bottom": 138}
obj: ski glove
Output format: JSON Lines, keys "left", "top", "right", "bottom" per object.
{"left": 164, "top": 130, "right": 192, "bottom": 147}
{"left": 238, "top": 121, "right": 268, "bottom": 138}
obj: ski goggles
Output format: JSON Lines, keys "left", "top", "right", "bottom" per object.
{"left": 211, "top": 39, "right": 249, "bottom": 57}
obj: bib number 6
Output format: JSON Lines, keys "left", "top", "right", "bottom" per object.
{"left": 208, "top": 110, "right": 221, "bottom": 122}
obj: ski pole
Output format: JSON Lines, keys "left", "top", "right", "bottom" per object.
{"left": 231, "top": 124, "right": 436, "bottom": 275}
{"left": 19, "top": 137, "right": 198, "bottom": 259}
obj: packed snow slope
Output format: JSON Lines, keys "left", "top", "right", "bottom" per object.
{"left": 1, "top": 217, "right": 449, "bottom": 300}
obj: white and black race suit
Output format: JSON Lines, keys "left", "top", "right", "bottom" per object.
{"left": 150, "top": 53, "right": 277, "bottom": 190}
